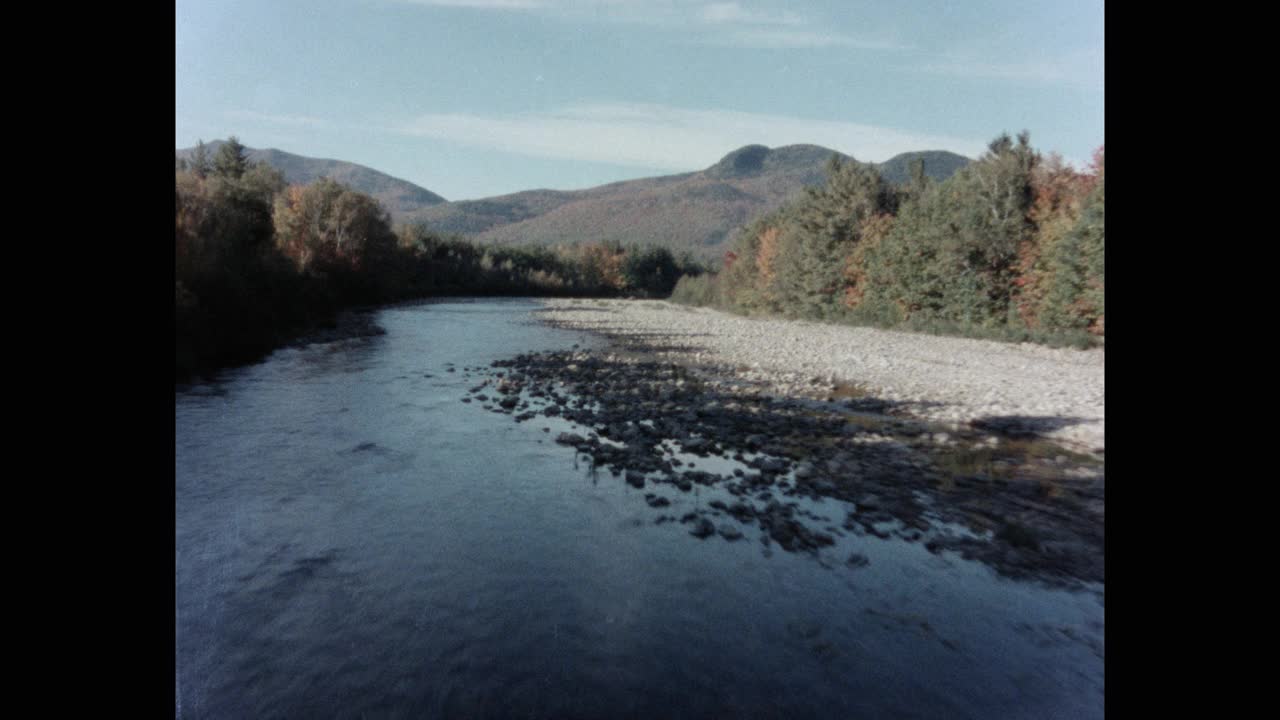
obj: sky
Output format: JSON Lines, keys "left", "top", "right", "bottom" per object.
{"left": 175, "top": 0, "right": 1104, "bottom": 201}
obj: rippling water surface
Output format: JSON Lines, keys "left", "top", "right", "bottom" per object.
{"left": 175, "top": 298, "right": 1103, "bottom": 719}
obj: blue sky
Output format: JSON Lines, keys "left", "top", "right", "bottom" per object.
{"left": 176, "top": 0, "right": 1104, "bottom": 201}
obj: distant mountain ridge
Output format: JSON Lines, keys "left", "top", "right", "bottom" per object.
{"left": 177, "top": 140, "right": 970, "bottom": 258}
{"left": 176, "top": 141, "right": 447, "bottom": 218}
{"left": 410, "top": 145, "right": 970, "bottom": 258}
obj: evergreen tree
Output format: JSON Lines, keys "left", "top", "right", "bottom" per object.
{"left": 191, "top": 140, "right": 211, "bottom": 178}
{"left": 214, "top": 136, "right": 249, "bottom": 179}
{"left": 865, "top": 132, "right": 1035, "bottom": 326}
{"left": 1040, "top": 171, "right": 1104, "bottom": 332}
{"left": 771, "top": 157, "right": 895, "bottom": 318}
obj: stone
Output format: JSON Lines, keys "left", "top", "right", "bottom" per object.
{"left": 690, "top": 518, "right": 716, "bottom": 539}
{"left": 718, "top": 524, "right": 744, "bottom": 541}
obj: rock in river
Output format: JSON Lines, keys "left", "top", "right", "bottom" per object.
{"left": 718, "top": 524, "right": 744, "bottom": 541}
{"left": 690, "top": 517, "right": 716, "bottom": 539}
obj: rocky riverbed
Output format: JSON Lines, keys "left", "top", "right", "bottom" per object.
{"left": 453, "top": 300, "right": 1106, "bottom": 589}
{"left": 538, "top": 298, "right": 1105, "bottom": 454}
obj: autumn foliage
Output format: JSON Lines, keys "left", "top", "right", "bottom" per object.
{"left": 177, "top": 138, "right": 706, "bottom": 379}
{"left": 670, "top": 134, "right": 1104, "bottom": 346}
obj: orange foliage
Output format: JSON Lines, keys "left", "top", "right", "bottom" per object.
{"left": 573, "top": 242, "right": 627, "bottom": 290}
{"left": 842, "top": 213, "right": 894, "bottom": 309}
{"left": 1013, "top": 153, "right": 1097, "bottom": 328}
{"left": 274, "top": 185, "right": 312, "bottom": 268}
{"left": 756, "top": 225, "right": 781, "bottom": 294}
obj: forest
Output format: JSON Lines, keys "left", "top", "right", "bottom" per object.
{"left": 177, "top": 132, "right": 1104, "bottom": 380}
{"left": 176, "top": 137, "right": 704, "bottom": 379}
{"left": 669, "top": 133, "right": 1104, "bottom": 348}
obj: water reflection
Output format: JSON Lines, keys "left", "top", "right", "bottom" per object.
{"left": 176, "top": 299, "right": 1103, "bottom": 719}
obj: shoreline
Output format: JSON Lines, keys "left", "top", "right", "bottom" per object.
{"left": 534, "top": 298, "right": 1105, "bottom": 455}
{"left": 466, "top": 301, "right": 1105, "bottom": 588}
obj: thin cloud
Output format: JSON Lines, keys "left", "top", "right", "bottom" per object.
{"left": 707, "top": 28, "right": 908, "bottom": 50}
{"left": 391, "top": 1, "right": 903, "bottom": 51}
{"left": 916, "top": 47, "right": 1103, "bottom": 89}
{"left": 398, "top": 0, "right": 545, "bottom": 9}
{"left": 700, "top": 2, "right": 802, "bottom": 27}
{"left": 394, "top": 102, "right": 984, "bottom": 169}
{"left": 225, "top": 110, "right": 332, "bottom": 129}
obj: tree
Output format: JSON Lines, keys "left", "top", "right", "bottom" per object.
{"left": 771, "top": 156, "right": 896, "bottom": 318}
{"left": 191, "top": 140, "right": 211, "bottom": 178}
{"left": 1040, "top": 164, "right": 1104, "bottom": 333}
{"left": 238, "top": 161, "right": 286, "bottom": 200}
{"left": 272, "top": 177, "right": 401, "bottom": 301}
{"left": 622, "top": 246, "right": 680, "bottom": 297}
{"left": 1012, "top": 152, "right": 1093, "bottom": 328}
{"left": 865, "top": 132, "right": 1036, "bottom": 326}
{"left": 214, "top": 136, "right": 249, "bottom": 179}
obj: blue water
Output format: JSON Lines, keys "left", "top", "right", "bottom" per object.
{"left": 175, "top": 298, "right": 1103, "bottom": 719}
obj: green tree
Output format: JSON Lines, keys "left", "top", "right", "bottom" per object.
{"left": 622, "top": 246, "right": 680, "bottom": 296}
{"left": 1040, "top": 170, "right": 1104, "bottom": 333}
{"left": 214, "top": 136, "right": 250, "bottom": 179}
{"left": 238, "top": 161, "right": 286, "bottom": 200}
{"left": 191, "top": 139, "right": 211, "bottom": 178}
{"left": 864, "top": 132, "right": 1035, "bottom": 326}
{"left": 771, "top": 156, "right": 896, "bottom": 318}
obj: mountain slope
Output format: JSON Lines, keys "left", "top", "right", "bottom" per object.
{"left": 876, "top": 150, "right": 972, "bottom": 186}
{"left": 177, "top": 141, "right": 447, "bottom": 218}
{"left": 177, "top": 140, "right": 970, "bottom": 258}
{"left": 412, "top": 144, "right": 969, "bottom": 258}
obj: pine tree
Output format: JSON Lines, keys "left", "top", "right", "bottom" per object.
{"left": 191, "top": 140, "right": 211, "bottom": 178}
{"left": 214, "top": 136, "right": 249, "bottom": 179}
{"left": 772, "top": 157, "right": 895, "bottom": 318}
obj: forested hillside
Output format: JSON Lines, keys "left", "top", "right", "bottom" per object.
{"left": 670, "top": 133, "right": 1104, "bottom": 347}
{"left": 178, "top": 140, "right": 447, "bottom": 220}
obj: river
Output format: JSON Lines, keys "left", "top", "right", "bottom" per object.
{"left": 175, "top": 298, "right": 1103, "bottom": 719}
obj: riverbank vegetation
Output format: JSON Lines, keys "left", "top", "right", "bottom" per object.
{"left": 176, "top": 137, "right": 705, "bottom": 379}
{"left": 670, "top": 133, "right": 1104, "bottom": 348}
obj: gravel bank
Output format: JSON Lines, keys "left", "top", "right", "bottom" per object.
{"left": 537, "top": 298, "right": 1105, "bottom": 453}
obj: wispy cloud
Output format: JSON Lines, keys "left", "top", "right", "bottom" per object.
{"left": 225, "top": 109, "right": 333, "bottom": 129}
{"left": 707, "top": 28, "right": 907, "bottom": 50}
{"left": 394, "top": 102, "right": 984, "bottom": 168}
{"left": 391, "top": 1, "right": 905, "bottom": 51}
{"left": 398, "top": 0, "right": 545, "bottom": 9}
{"left": 699, "top": 2, "right": 802, "bottom": 27}
{"left": 916, "top": 47, "right": 1103, "bottom": 90}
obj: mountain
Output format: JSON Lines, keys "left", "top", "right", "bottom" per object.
{"left": 408, "top": 145, "right": 969, "bottom": 258}
{"left": 176, "top": 141, "right": 447, "bottom": 218}
{"left": 876, "top": 150, "right": 972, "bottom": 186}
{"left": 177, "top": 140, "right": 970, "bottom": 258}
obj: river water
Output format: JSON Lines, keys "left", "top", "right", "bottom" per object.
{"left": 175, "top": 298, "right": 1104, "bottom": 719}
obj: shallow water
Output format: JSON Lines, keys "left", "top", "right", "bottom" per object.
{"left": 175, "top": 298, "right": 1103, "bottom": 719}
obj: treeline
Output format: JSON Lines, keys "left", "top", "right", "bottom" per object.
{"left": 176, "top": 137, "right": 704, "bottom": 379}
{"left": 670, "top": 133, "right": 1104, "bottom": 347}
